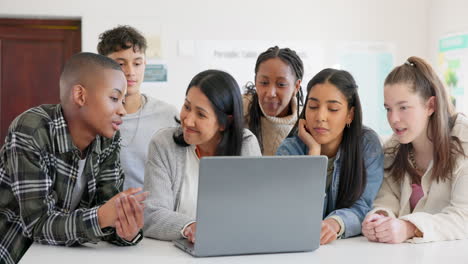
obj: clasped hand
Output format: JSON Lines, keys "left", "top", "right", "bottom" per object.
{"left": 98, "top": 187, "right": 148, "bottom": 241}
{"left": 362, "top": 213, "right": 416, "bottom": 243}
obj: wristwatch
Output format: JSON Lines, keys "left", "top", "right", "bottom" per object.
{"left": 122, "top": 231, "right": 142, "bottom": 244}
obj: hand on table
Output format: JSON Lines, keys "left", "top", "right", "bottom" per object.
{"left": 362, "top": 213, "right": 416, "bottom": 243}
{"left": 183, "top": 222, "right": 197, "bottom": 243}
{"left": 320, "top": 218, "right": 341, "bottom": 245}
{"left": 98, "top": 187, "right": 148, "bottom": 241}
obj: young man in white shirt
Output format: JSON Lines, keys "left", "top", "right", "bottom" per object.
{"left": 97, "top": 26, "right": 178, "bottom": 190}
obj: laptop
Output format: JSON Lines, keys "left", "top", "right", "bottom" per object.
{"left": 174, "top": 155, "right": 327, "bottom": 257}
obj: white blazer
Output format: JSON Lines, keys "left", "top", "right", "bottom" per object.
{"left": 370, "top": 114, "right": 468, "bottom": 243}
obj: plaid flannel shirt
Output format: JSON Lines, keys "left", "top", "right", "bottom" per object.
{"left": 0, "top": 104, "right": 141, "bottom": 264}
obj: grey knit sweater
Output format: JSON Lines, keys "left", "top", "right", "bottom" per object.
{"left": 143, "top": 127, "right": 261, "bottom": 240}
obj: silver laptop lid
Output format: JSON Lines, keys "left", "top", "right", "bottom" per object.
{"left": 193, "top": 155, "right": 327, "bottom": 256}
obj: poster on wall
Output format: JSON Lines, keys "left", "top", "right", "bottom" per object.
{"left": 337, "top": 42, "right": 395, "bottom": 136}
{"left": 144, "top": 60, "right": 168, "bottom": 82}
{"left": 439, "top": 33, "right": 468, "bottom": 114}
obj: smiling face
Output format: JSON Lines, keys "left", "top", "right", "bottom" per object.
{"left": 384, "top": 83, "right": 435, "bottom": 144}
{"left": 304, "top": 81, "right": 354, "bottom": 149}
{"left": 255, "top": 57, "right": 301, "bottom": 117}
{"left": 107, "top": 46, "right": 145, "bottom": 96}
{"left": 180, "top": 86, "right": 224, "bottom": 151}
{"left": 81, "top": 69, "right": 127, "bottom": 139}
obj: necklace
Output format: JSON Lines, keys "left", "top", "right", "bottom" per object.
{"left": 408, "top": 148, "right": 424, "bottom": 176}
{"left": 121, "top": 94, "right": 146, "bottom": 147}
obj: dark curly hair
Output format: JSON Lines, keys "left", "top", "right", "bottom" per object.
{"left": 97, "top": 25, "right": 147, "bottom": 55}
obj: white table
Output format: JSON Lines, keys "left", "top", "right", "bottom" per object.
{"left": 21, "top": 236, "right": 468, "bottom": 264}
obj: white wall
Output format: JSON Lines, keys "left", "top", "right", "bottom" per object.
{"left": 1, "top": 0, "right": 429, "bottom": 111}
{"left": 429, "top": 0, "right": 468, "bottom": 67}
{"left": 428, "top": 0, "right": 468, "bottom": 115}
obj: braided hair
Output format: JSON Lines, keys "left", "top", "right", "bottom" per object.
{"left": 244, "top": 46, "right": 304, "bottom": 152}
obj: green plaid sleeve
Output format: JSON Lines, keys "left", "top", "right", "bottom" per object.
{"left": 6, "top": 130, "right": 108, "bottom": 245}
{"left": 96, "top": 133, "right": 142, "bottom": 246}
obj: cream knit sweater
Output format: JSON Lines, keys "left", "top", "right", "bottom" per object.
{"left": 243, "top": 94, "right": 300, "bottom": 155}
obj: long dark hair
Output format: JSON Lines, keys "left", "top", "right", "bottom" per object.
{"left": 245, "top": 46, "right": 304, "bottom": 152}
{"left": 384, "top": 56, "right": 465, "bottom": 184}
{"left": 291, "top": 68, "right": 366, "bottom": 209}
{"left": 173, "top": 69, "right": 245, "bottom": 156}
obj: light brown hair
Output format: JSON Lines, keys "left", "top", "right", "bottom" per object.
{"left": 384, "top": 56, "right": 464, "bottom": 184}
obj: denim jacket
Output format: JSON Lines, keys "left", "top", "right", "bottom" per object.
{"left": 276, "top": 127, "right": 384, "bottom": 238}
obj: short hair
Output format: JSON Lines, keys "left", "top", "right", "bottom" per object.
{"left": 59, "top": 52, "right": 122, "bottom": 101}
{"left": 97, "top": 25, "right": 147, "bottom": 55}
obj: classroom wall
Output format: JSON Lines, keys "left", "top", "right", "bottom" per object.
{"left": 428, "top": 0, "right": 468, "bottom": 70}
{"left": 1, "top": 0, "right": 429, "bottom": 110}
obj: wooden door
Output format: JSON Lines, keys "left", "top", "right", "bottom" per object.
{"left": 0, "top": 18, "right": 81, "bottom": 143}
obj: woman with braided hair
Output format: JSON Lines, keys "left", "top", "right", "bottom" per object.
{"left": 243, "top": 46, "right": 304, "bottom": 155}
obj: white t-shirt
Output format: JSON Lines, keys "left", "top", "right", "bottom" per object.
{"left": 70, "top": 158, "right": 87, "bottom": 210}
{"left": 176, "top": 145, "right": 200, "bottom": 219}
{"left": 120, "top": 95, "right": 178, "bottom": 191}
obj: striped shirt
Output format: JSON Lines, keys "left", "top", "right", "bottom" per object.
{"left": 0, "top": 104, "right": 141, "bottom": 264}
